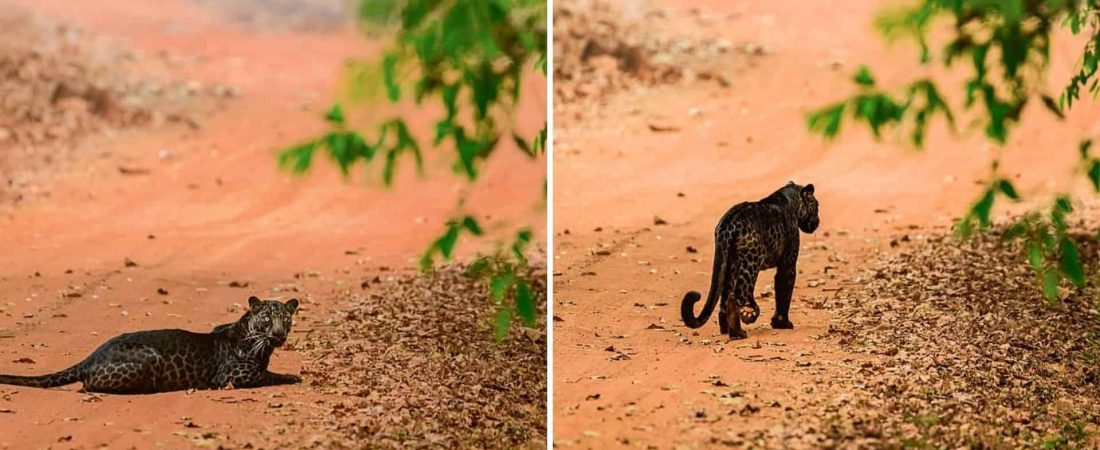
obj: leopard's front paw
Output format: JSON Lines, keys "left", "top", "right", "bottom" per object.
{"left": 286, "top": 374, "right": 303, "bottom": 384}
{"left": 728, "top": 328, "right": 748, "bottom": 340}
{"left": 770, "top": 316, "right": 795, "bottom": 329}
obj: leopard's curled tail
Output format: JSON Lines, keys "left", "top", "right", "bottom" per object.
{"left": 0, "top": 361, "right": 85, "bottom": 388}
{"left": 681, "top": 242, "right": 728, "bottom": 328}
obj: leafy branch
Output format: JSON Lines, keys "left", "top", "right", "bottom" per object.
{"left": 1003, "top": 196, "right": 1086, "bottom": 300}
{"left": 807, "top": 0, "right": 1100, "bottom": 300}
{"left": 419, "top": 215, "right": 484, "bottom": 271}
{"left": 277, "top": 0, "right": 547, "bottom": 335}
{"left": 466, "top": 228, "right": 538, "bottom": 339}
{"left": 278, "top": 104, "right": 423, "bottom": 185}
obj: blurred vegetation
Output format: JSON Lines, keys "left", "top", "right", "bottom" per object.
{"left": 278, "top": 0, "right": 546, "bottom": 335}
{"left": 808, "top": 0, "right": 1100, "bottom": 301}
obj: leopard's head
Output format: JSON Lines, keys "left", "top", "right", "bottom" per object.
{"left": 797, "top": 183, "right": 820, "bottom": 233}
{"left": 245, "top": 296, "right": 299, "bottom": 348}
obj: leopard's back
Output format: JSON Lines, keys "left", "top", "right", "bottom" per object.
{"left": 716, "top": 199, "right": 800, "bottom": 269}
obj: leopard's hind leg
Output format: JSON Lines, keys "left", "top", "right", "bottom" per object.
{"left": 83, "top": 344, "right": 163, "bottom": 394}
{"left": 84, "top": 362, "right": 159, "bottom": 394}
{"left": 718, "top": 274, "right": 732, "bottom": 335}
{"left": 725, "top": 260, "right": 759, "bottom": 340}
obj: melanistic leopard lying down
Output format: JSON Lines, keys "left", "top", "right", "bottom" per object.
{"left": 681, "top": 182, "right": 819, "bottom": 340}
{"left": 0, "top": 297, "right": 301, "bottom": 394}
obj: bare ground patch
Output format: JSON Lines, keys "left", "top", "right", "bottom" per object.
{"left": 188, "top": 0, "right": 351, "bottom": 32}
{"left": 0, "top": 10, "right": 233, "bottom": 204}
{"left": 553, "top": 0, "right": 763, "bottom": 106}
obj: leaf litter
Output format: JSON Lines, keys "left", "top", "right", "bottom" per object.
{"left": 737, "top": 228, "right": 1100, "bottom": 449}
{"left": 266, "top": 265, "right": 546, "bottom": 449}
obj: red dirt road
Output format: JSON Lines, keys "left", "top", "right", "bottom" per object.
{"left": 0, "top": 1, "right": 545, "bottom": 448}
{"left": 552, "top": 1, "right": 1100, "bottom": 448}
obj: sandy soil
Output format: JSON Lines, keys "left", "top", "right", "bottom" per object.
{"left": 552, "top": 1, "right": 1100, "bottom": 448}
{"left": 0, "top": 0, "right": 545, "bottom": 448}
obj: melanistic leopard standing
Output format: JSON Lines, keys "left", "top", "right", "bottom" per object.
{"left": 681, "top": 182, "right": 820, "bottom": 340}
{"left": 0, "top": 297, "right": 301, "bottom": 394}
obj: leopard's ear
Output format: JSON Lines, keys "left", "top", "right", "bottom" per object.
{"left": 801, "top": 184, "right": 815, "bottom": 195}
{"left": 248, "top": 296, "right": 263, "bottom": 311}
{"left": 285, "top": 298, "right": 300, "bottom": 314}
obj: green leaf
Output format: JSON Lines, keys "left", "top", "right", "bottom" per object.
{"left": 325, "top": 104, "right": 345, "bottom": 125}
{"left": 1041, "top": 95, "right": 1065, "bottom": 119}
{"left": 347, "top": 132, "right": 376, "bottom": 162}
{"left": 419, "top": 217, "right": 479, "bottom": 272}
{"left": 437, "top": 225, "right": 460, "bottom": 258}
{"left": 533, "top": 125, "right": 547, "bottom": 154}
{"left": 391, "top": 120, "right": 423, "bottom": 173}
{"left": 493, "top": 308, "right": 511, "bottom": 340}
{"left": 997, "top": 179, "right": 1020, "bottom": 200}
{"left": 466, "top": 257, "right": 492, "bottom": 279}
{"left": 1026, "top": 240, "right": 1044, "bottom": 272}
{"left": 359, "top": 0, "right": 400, "bottom": 25}
{"left": 465, "top": 63, "right": 502, "bottom": 119}
{"left": 853, "top": 65, "right": 876, "bottom": 87}
{"left": 452, "top": 127, "right": 484, "bottom": 180}
{"left": 326, "top": 132, "right": 352, "bottom": 175}
{"left": 490, "top": 272, "right": 513, "bottom": 302}
{"left": 1052, "top": 196, "right": 1073, "bottom": 231}
{"left": 1041, "top": 268, "right": 1061, "bottom": 301}
{"left": 1054, "top": 196, "right": 1073, "bottom": 214}
{"left": 417, "top": 252, "right": 433, "bottom": 272}
{"left": 383, "top": 54, "right": 401, "bottom": 101}
{"left": 1002, "top": 221, "right": 1027, "bottom": 240}
{"left": 999, "top": 23, "right": 1026, "bottom": 78}
{"left": 383, "top": 147, "right": 399, "bottom": 186}
{"left": 461, "top": 216, "right": 483, "bottom": 235}
{"left": 402, "top": 0, "right": 433, "bottom": 29}
{"left": 955, "top": 214, "right": 973, "bottom": 238}
{"left": 515, "top": 281, "right": 536, "bottom": 325}
{"left": 1038, "top": 222, "right": 1057, "bottom": 250}
{"left": 434, "top": 119, "right": 453, "bottom": 146}
{"left": 515, "top": 229, "right": 533, "bottom": 244}
{"left": 535, "top": 52, "right": 547, "bottom": 74}
{"left": 1088, "top": 160, "right": 1100, "bottom": 192}
{"left": 1059, "top": 237, "right": 1086, "bottom": 287}
{"left": 807, "top": 103, "right": 846, "bottom": 139}
{"left": 277, "top": 140, "right": 318, "bottom": 174}
{"left": 442, "top": 84, "right": 460, "bottom": 120}
{"left": 513, "top": 133, "right": 535, "bottom": 157}
{"left": 972, "top": 188, "right": 996, "bottom": 227}
{"left": 511, "top": 228, "right": 533, "bottom": 265}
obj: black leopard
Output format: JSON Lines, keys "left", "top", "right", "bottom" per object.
{"left": 0, "top": 296, "right": 301, "bottom": 394}
{"left": 681, "top": 182, "right": 820, "bottom": 340}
